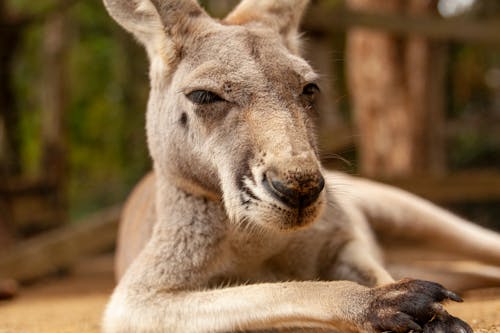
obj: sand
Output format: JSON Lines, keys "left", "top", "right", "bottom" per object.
{"left": 0, "top": 255, "right": 499, "bottom": 333}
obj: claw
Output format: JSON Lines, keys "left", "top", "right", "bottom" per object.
{"left": 444, "top": 290, "right": 463, "bottom": 303}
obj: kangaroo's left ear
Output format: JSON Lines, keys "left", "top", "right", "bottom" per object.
{"left": 224, "top": 0, "right": 310, "bottom": 54}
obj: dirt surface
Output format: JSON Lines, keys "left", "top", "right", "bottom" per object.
{"left": 0, "top": 255, "right": 499, "bottom": 333}
{"left": 0, "top": 256, "right": 113, "bottom": 333}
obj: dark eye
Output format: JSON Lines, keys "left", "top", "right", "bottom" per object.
{"left": 186, "top": 90, "right": 224, "bottom": 104}
{"left": 302, "top": 83, "right": 320, "bottom": 96}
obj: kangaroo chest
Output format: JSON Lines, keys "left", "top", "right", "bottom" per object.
{"left": 208, "top": 226, "right": 327, "bottom": 285}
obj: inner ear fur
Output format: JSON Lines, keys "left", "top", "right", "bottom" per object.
{"left": 224, "top": 0, "right": 310, "bottom": 53}
{"left": 103, "top": 0, "right": 212, "bottom": 60}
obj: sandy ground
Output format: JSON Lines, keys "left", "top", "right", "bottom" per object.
{"left": 0, "top": 255, "right": 499, "bottom": 333}
{"left": 0, "top": 256, "right": 114, "bottom": 333}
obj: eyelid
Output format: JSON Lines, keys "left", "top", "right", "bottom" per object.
{"left": 183, "top": 85, "right": 224, "bottom": 96}
{"left": 302, "top": 71, "right": 320, "bottom": 83}
{"left": 185, "top": 89, "right": 225, "bottom": 104}
{"left": 180, "top": 81, "right": 224, "bottom": 96}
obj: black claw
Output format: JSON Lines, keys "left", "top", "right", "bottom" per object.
{"left": 444, "top": 290, "right": 463, "bottom": 303}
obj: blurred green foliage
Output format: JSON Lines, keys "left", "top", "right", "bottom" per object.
{"left": 448, "top": 44, "right": 500, "bottom": 170}
{"left": 10, "top": 0, "right": 150, "bottom": 218}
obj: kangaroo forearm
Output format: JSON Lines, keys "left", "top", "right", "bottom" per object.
{"left": 103, "top": 281, "right": 368, "bottom": 333}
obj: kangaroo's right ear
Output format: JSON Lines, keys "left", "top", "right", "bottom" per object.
{"left": 103, "top": 0, "right": 211, "bottom": 60}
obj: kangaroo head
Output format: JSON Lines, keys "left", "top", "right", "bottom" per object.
{"left": 104, "top": 0, "right": 325, "bottom": 231}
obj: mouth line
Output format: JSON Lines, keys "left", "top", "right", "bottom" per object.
{"left": 242, "top": 185, "right": 259, "bottom": 201}
{"left": 238, "top": 184, "right": 260, "bottom": 208}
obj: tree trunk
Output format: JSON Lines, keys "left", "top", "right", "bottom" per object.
{"left": 0, "top": 1, "right": 22, "bottom": 247}
{"left": 346, "top": 0, "right": 446, "bottom": 178}
{"left": 40, "top": 11, "right": 70, "bottom": 227}
{"left": 0, "top": 5, "right": 22, "bottom": 177}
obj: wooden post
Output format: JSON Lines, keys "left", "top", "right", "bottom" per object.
{"left": 405, "top": 0, "right": 447, "bottom": 176}
{"left": 0, "top": 0, "right": 23, "bottom": 246}
{"left": 0, "top": 1, "right": 22, "bottom": 177}
{"left": 346, "top": 0, "right": 446, "bottom": 177}
{"left": 40, "top": 11, "right": 69, "bottom": 227}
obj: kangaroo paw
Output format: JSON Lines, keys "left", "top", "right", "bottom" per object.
{"left": 364, "top": 278, "right": 472, "bottom": 333}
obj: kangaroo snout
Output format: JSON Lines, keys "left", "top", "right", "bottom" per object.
{"left": 263, "top": 169, "right": 325, "bottom": 209}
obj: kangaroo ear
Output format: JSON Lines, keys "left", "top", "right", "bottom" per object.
{"left": 224, "top": 0, "right": 310, "bottom": 53}
{"left": 103, "top": 0, "right": 211, "bottom": 59}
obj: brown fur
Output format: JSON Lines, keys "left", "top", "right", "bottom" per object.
{"left": 102, "top": 0, "right": 500, "bottom": 332}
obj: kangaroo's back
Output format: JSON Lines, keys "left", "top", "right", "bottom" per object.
{"left": 115, "top": 173, "right": 156, "bottom": 280}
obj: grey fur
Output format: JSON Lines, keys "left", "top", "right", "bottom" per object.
{"left": 102, "top": 1, "right": 500, "bottom": 332}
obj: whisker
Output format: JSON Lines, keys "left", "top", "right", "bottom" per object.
{"left": 321, "top": 153, "right": 352, "bottom": 167}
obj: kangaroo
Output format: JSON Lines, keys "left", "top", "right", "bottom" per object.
{"left": 102, "top": 0, "right": 500, "bottom": 332}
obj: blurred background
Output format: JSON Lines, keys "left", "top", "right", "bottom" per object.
{"left": 0, "top": 0, "right": 499, "bottom": 281}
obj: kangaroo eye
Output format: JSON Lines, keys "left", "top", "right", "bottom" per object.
{"left": 302, "top": 83, "right": 320, "bottom": 96}
{"left": 186, "top": 90, "right": 224, "bottom": 104}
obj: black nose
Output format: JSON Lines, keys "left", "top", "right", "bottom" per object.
{"left": 263, "top": 170, "right": 325, "bottom": 209}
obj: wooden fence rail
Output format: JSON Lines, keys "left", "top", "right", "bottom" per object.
{"left": 0, "top": 205, "right": 121, "bottom": 282}
{"left": 382, "top": 171, "right": 500, "bottom": 203}
{"left": 304, "top": 6, "right": 500, "bottom": 44}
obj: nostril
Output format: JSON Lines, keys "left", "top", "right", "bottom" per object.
{"left": 264, "top": 171, "right": 300, "bottom": 207}
{"left": 301, "top": 173, "right": 325, "bottom": 207}
{"left": 263, "top": 170, "right": 324, "bottom": 209}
